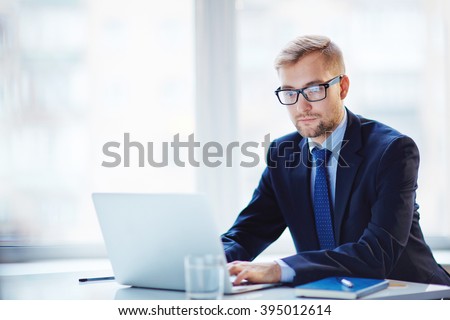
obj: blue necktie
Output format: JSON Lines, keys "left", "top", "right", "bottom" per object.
{"left": 312, "top": 147, "right": 336, "bottom": 250}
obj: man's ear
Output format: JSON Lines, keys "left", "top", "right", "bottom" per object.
{"left": 340, "top": 75, "right": 350, "bottom": 100}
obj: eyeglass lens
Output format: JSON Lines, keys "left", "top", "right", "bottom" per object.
{"left": 278, "top": 85, "right": 326, "bottom": 104}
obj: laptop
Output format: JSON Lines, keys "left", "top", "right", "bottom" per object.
{"left": 92, "top": 192, "right": 278, "bottom": 294}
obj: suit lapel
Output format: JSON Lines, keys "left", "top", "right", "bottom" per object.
{"left": 334, "top": 110, "right": 363, "bottom": 244}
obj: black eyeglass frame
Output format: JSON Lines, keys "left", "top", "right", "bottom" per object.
{"left": 274, "top": 75, "right": 343, "bottom": 105}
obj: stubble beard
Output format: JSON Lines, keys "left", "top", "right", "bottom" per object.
{"left": 296, "top": 104, "right": 344, "bottom": 140}
{"left": 297, "top": 119, "right": 336, "bottom": 140}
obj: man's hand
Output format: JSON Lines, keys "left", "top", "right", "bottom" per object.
{"left": 227, "top": 261, "right": 281, "bottom": 285}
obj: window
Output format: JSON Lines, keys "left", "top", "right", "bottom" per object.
{"left": 236, "top": 0, "right": 450, "bottom": 251}
{"left": 0, "top": 0, "right": 194, "bottom": 248}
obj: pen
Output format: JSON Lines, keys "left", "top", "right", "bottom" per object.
{"left": 339, "top": 278, "right": 354, "bottom": 288}
{"left": 78, "top": 276, "right": 115, "bottom": 283}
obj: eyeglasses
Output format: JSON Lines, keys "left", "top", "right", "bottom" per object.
{"left": 274, "top": 75, "right": 343, "bottom": 105}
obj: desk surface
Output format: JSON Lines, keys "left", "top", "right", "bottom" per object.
{"left": 1, "top": 259, "right": 450, "bottom": 300}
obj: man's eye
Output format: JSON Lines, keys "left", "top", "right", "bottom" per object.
{"left": 287, "top": 91, "right": 297, "bottom": 97}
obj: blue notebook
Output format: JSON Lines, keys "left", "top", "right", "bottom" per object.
{"left": 295, "top": 277, "right": 389, "bottom": 299}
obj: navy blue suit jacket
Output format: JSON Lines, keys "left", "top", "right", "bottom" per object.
{"left": 222, "top": 109, "right": 450, "bottom": 286}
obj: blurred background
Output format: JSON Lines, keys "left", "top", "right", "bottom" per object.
{"left": 0, "top": 0, "right": 449, "bottom": 261}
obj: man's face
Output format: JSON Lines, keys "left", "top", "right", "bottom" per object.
{"left": 277, "top": 52, "right": 349, "bottom": 144}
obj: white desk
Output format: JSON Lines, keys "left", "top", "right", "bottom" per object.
{"left": 1, "top": 259, "right": 450, "bottom": 300}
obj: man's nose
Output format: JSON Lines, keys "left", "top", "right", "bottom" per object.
{"left": 295, "top": 94, "right": 312, "bottom": 113}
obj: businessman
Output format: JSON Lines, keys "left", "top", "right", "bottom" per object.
{"left": 223, "top": 35, "right": 450, "bottom": 286}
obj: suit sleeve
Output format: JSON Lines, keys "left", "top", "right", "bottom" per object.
{"left": 221, "top": 141, "right": 287, "bottom": 262}
{"left": 282, "top": 136, "right": 420, "bottom": 285}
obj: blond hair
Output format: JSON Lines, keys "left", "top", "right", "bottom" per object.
{"left": 274, "top": 35, "right": 345, "bottom": 73}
